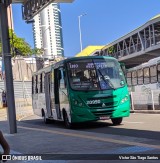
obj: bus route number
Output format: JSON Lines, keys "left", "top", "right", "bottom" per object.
{"left": 87, "top": 100, "right": 101, "bottom": 105}
{"left": 69, "top": 63, "right": 78, "bottom": 69}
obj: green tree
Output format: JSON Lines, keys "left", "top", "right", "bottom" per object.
{"left": 0, "top": 30, "right": 42, "bottom": 57}
{"left": 31, "top": 47, "right": 44, "bottom": 56}
{"left": 108, "top": 46, "right": 115, "bottom": 54}
{"left": 9, "top": 29, "right": 32, "bottom": 57}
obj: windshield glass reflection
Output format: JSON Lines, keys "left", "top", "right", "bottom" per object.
{"left": 67, "top": 58, "right": 125, "bottom": 91}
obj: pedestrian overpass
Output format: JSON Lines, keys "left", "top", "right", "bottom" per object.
{"left": 99, "top": 15, "right": 160, "bottom": 68}
{"left": 12, "top": 0, "right": 73, "bottom": 21}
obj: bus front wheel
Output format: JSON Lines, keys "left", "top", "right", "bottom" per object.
{"left": 111, "top": 117, "right": 123, "bottom": 125}
{"left": 63, "top": 111, "right": 73, "bottom": 129}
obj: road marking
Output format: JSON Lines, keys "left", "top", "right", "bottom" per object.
{"left": 18, "top": 125, "right": 160, "bottom": 150}
{"left": 123, "top": 121, "right": 144, "bottom": 124}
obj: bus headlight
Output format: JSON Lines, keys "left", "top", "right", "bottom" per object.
{"left": 73, "top": 99, "right": 84, "bottom": 107}
{"left": 79, "top": 103, "right": 83, "bottom": 107}
{"left": 121, "top": 95, "right": 128, "bottom": 104}
{"left": 74, "top": 100, "right": 78, "bottom": 105}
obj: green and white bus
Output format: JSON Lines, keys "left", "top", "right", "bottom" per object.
{"left": 32, "top": 56, "right": 130, "bottom": 128}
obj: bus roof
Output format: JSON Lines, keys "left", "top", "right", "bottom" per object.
{"left": 32, "top": 65, "right": 51, "bottom": 75}
{"left": 32, "top": 56, "right": 118, "bottom": 75}
{"left": 127, "top": 56, "right": 160, "bottom": 71}
{"left": 65, "top": 56, "right": 117, "bottom": 62}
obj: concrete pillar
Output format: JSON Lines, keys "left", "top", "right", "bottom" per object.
{"left": 0, "top": 2, "right": 17, "bottom": 134}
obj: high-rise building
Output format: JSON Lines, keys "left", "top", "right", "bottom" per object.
{"left": 33, "top": 3, "right": 64, "bottom": 59}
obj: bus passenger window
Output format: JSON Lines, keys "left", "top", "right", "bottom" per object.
{"left": 157, "top": 64, "right": 160, "bottom": 82}
{"left": 137, "top": 69, "right": 143, "bottom": 85}
{"left": 32, "top": 76, "right": 35, "bottom": 94}
{"left": 50, "top": 70, "right": 54, "bottom": 92}
{"left": 132, "top": 71, "right": 137, "bottom": 86}
{"left": 150, "top": 65, "right": 157, "bottom": 83}
{"left": 37, "top": 74, "right": 41, "bottom": 93}
{"left": 35, "top": 75, "right": 38, "bottom": 93}
{"left": 59, "top": 69, "right": 65, "bottom": 89}
{"left": 42, "top": 73, "right": 45, "bottom": 93}
{"left": 40, "top": 74, "right": 43, "bottom": 93}
{"left": 143, "top": 67, "right": 150, "bottom": 84}
{"left": 126, "top": 72, "right": 132, "bottom": 86}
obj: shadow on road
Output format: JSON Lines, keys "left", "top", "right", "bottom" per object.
{"left": 19, "top": 118, "right": 160, "bottom": 141}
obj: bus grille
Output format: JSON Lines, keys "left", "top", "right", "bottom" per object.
{"left": 87, "top": 95, "right": 116, "bottom": 100}
{"left": 87, "top": 96, "right": 118, "bottom": 108}
{"left": 91, "top": 109, "right": 114, "bottom": 117}
{"left": 88, "top": 101, "right": 118, "bottom": 108}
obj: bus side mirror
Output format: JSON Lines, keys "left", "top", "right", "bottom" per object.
{"left": 120, "top": 63, "right": 126, "bottom": 75}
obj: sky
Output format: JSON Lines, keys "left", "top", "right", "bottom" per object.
{"left": 12, "top": 0, "right": 160, "bottom": 57}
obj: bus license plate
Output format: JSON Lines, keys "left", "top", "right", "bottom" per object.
{"left": 99, "top": 116, "right": 110, "bottom": 120}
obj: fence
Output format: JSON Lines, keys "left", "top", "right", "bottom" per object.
{"left": 0, "top": 81, "right": 33, "bottom": 120}
{"left": 131, "top": 89, "right": 160, "bottom": 111}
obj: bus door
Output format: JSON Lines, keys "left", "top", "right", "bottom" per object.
{"left": 54, "top": 69, "right": 61, "bottom": 119}
{"left": 44, "top": 72, "right": 52, "bottom": 117}
{"left": 59, "top": 68, "right": 69, "bottom": 114}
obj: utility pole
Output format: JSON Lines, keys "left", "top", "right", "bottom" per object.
{"left": 78, "top": 13, "right": 86, "bottom": 52}
{"left": 40, "top": 9, "right": 50, "bottom": 59}
{"left": 0, "top": 1, "right": 17, "bottom": 134}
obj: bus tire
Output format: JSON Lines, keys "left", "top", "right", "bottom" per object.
{"left": 63, "top": 111, "right": 73, "bottom": 129}
{"left": 111, "top": 117, "right": 123, "bottom": 125}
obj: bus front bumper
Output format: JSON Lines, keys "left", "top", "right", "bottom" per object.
{"left": 71, "top": 101, "right": 130, "bottom": 123}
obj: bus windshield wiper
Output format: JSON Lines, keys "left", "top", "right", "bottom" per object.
{"left": 104, "top": 75, "right": 115, "bottom": 90}
{"left": 91, "top": 59, "right": 115, "bottom": 90}
{"left": 97, "top": 69, "right": 115, "bottom": 90}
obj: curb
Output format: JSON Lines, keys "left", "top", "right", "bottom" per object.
{"left": 131, "top": 110, "right": 160, "bottom": 114}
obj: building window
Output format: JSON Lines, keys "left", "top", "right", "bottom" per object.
{"left": 137, "top": 69, "right": 143, "bottom": 85}
{"left": 143, "top": 67, "right": 150, "bottom": 84}
{"left": 150, "top": 65, "right": 157, "bottom": 83}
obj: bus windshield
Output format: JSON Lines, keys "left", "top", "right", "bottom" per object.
{"left": 67, "top": 58, "right": 125, "bottom": 91}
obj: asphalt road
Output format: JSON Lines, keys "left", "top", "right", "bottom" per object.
{"left": 21, "top": 113, "right": 160, "bottom": 140}
{"left": 1, "top": 112, "right": 160, "bottom": 162}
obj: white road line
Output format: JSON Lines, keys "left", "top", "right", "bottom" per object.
{"left": 123, "top": 121, "right": 144, "bottom": 124}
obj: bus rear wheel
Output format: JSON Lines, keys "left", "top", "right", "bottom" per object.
{"left": 111, "top": 117, "right": 123, "bottom": 125}
{"left": 64, "top": 111, "right": 73, "bottom": 129}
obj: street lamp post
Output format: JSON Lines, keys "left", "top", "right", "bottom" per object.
{"left": 78, "top": 13, "right": 86, "bottom": 52}
{"left": 0, "top": 2, "right": 17, "bottom": 134}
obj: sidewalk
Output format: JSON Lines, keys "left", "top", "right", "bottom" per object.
{"left": 131, "top": 110, "right": 160, "bottom": 114}
{"left": 0, "top": 118, "right": 70, "bottom": 163}
{"left": 1, "top": 113, "right": 160, "bottom": 163}
{"left": 0, "top": 105, "right": 33, "bottom": 121}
